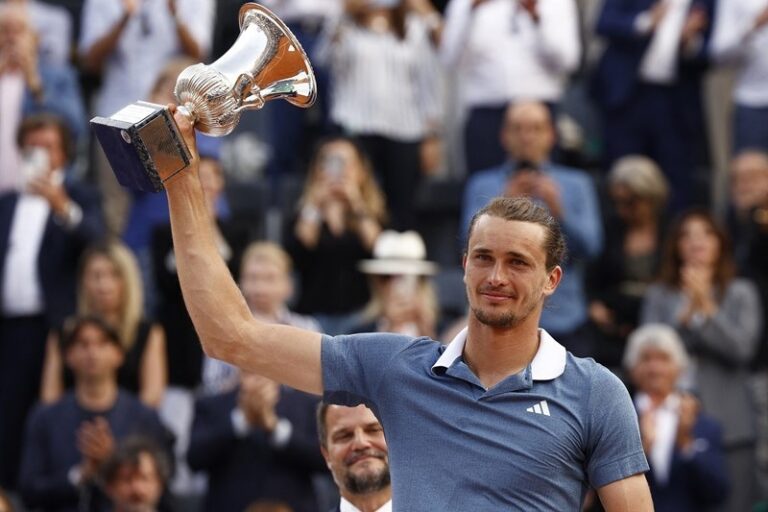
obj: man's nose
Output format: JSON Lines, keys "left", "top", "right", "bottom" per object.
{"left": 488, "top": 261, "right": 507, "bottom": 285}
{"left": 351, "top": 429, "right": 372, "bottom": 449}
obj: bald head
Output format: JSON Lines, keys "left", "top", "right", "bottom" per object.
{"left": 730, "top": 149, "right": 768, "bottom": 214}
{"left": 501, "top": 101, "right": 555, "bottom": 165}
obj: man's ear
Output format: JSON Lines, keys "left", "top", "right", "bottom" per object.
{"left": 320, "top": 445, "right": 331, "bottom": 470}
{"left": 461, "top": 253, "right": 468, "bottom": 283}
{"left": 543, "top": 265, "right": 563, "bottom": 297}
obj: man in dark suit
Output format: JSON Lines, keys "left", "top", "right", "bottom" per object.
{"left": 188, "top": 371, "right": 327, "bottom": 512}
{"left": 591, "top": 0, "right": 716, "bottom": 212}
{"left": 317, "top": 403, "right": 392, "bottom": 512}
{"left": 0, "top": 113, "right": 104, "bottom": 490}
{"left": 624, "top": 324, "right": 729, "bottom": 512}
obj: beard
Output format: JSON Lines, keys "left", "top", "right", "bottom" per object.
{"left": 343, "top": 452, "right": 391, "bottom": 494}
{"left": 470, "top": 286, "right": 541, "bottom": 329}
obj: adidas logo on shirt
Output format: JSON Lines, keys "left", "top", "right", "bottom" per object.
{"left": 526, "top": 400, "right": 551, "bottom": 416}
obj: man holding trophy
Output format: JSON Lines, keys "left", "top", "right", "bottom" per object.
{"left": 93, "top": 4, "right": 653, "bottom": 510}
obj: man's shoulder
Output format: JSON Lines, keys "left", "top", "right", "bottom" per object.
{"left": 323, "top": 332, "right": 442, "bottom": 369}
{"left": 546, "top": 164, "right": 594, "bottom": 186}
{"left": 563, "top": 353, "right": 626, "bottom": 393}
{"left": 28, "top": 393, "right": 78, "bottom": 424}
{"left": 466, "top": 165, "right": 508, "bottom": 188}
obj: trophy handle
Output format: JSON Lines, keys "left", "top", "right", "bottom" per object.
{"left": 233, "top": 72, "right": 265, "bottom": 113}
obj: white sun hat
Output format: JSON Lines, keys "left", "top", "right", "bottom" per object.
{"left": 358, "top": 230, "right": 438, "bottom": 276}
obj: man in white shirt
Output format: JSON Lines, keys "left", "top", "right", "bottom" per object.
{"left": 711, "top": 0, "right": 768, "bottom": 154}
{"left": 317, "top": 404, "right": 392, "bottom": 512}
{"left": 440, "top": 0, "right": 581, "bottom": 174}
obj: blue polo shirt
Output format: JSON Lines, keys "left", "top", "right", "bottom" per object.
{"left": 322, "top": 328, "right": 648, "bottom": 511}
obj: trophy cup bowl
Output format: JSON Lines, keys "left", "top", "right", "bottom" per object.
{"left": 90, "top": 3, "right": 316, "bottom": 192}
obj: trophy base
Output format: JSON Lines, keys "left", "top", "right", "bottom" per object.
{"left": 91, "top": 101, "right": 192, "bottom": 192}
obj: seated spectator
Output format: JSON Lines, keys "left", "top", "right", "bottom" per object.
{"left": 587, "top": 155, "right": 669, "bottom": 372}
{"left": 624, "top": 324, "right": 729, "bottom": 512}
{"left": 0, "top": 3, "right": 86, "bottom": 192}
{"left": 440, "top": 0, "right": 580, "bottom": 174}
{"left": 711, "top": 0, "right": 768, "bottom": 153}
{"left": 188, "top": 371, "right": 326, "bottom": 512}
{"left": 285, "top": 136, "right": 387, "bottom": 334}
{"left": 728, "top": 149, "right": 768, "bottom": 264}
{"left": 317, "top": 403, "right": 391, "bottom": 512}
{"left": 318, "top": 0, "right": 444, "bottom": 229}
{"left": 101, "top": 437, "right": 171, "bottom": 512}
{"left": 641, "top": 209, "right": 762, "bottom": 512}
{"left": 202, "top": 241, "right": 322, "bottom": 395}
{"left": 39, "top": 241, "right": 167, "bottom": 408}
{"left": 0, "top": 113, "right": 103, "bottom": 490}
{"left": 351, "top": 230, "right": 439, "bottom": 338}
{"left": 461, "top": 101, "right": 602, "bottom": 356}
{"left": 19, "top": 315, "right": 170, "bottom": 512}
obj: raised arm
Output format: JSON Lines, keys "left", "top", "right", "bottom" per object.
{"left": 161, "top": 107, "right": 323, "bottom": 395}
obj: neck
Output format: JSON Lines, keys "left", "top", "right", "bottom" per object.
{"left": 647, "top": 390, "right": 674, "bottom": 407}
{"left": 343, "top": 488, "right": 391, "bottom": 512}
{"left": 75, "top": 377, "right": 118, "bottom": 411}
{"left": 464, "top": 313, "right": 541, "bottom": 389}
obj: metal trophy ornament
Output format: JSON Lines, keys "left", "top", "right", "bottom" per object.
{"left": 90, "top": 3, "right": 316, "bottom": 192}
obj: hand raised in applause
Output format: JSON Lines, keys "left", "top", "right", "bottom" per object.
{"left": 77, "top": 417, "right": 115, "bottom": 481}
{"left": 238, "top": 374, "right": 280, "bottom": 433}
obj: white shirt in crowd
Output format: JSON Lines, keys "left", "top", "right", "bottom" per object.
{"left": 78, "top": 0, "right": 214, "bottom": 118}
{"left": 257, "top": 0, "right": 342, "bottom": 23}
{"left": 320, "top": 15, "right": 443, "bottom": 142}
{"left": 0, "top": 72, "right": 24, "bottom": 193}
{"left": 639, "top": 0, "right": 692, "bottom": 84}
{"left": 340, "top": 498, "right": 392, "bottom": 512}
{"left": 711, "top": 0, "right": 768, "bottom": 107}
{"left": 440, "top": 0, "right": 580, "bottom": 108}
{"left": 635, "top": 392, "right": 680, "bottom": 486}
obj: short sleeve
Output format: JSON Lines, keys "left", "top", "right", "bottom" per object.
{"left": 585, "top": 366, "right": 649, "bottom": 488}
{"left": 78, "top": 0, "right": 122, "bottom": 53}
{"left": 321, "top": 332, "right": 415, "bottom": 408}
{"left": 179, "top": 0, "right": 214, "bottom": 55}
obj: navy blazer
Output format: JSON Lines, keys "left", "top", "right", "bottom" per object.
{"left": 646, "top": 413, "right": 729, "bottom": 512}
{"left": 0, "top": 183, "right": 104, "bottom": 325}
{"left": 591, "top": 0, "right": 716, "bottom": 110}
{"left": 188, "top": 386, "right": 328, "bottom": 512}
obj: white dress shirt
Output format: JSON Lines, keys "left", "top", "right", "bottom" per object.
{"left": 340, "top": 498, "right": 392, "bottom": 512}
{"left": 635, "top": 393, "right": 680, "bottom": 485}
{"left": 711, "top": 0, "right": 768, "bottom": 106}
{"left": 0, "top": 72, "right": 24, "bottom": 193}
{"left": 639, "top": 0, "right": 692, "bottom": 83}
{"left": 440, "top": 0, "right": 580, "bottom": 108}
{"left": 257, "top": 0, "right": 342, "bottom": 23}
{"left": 1, "top": 193, "right": 49, "bottom": 316}
{"left": 78, "top": 0, "right": 214, "bottom": 117}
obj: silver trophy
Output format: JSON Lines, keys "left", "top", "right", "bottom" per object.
{"left": 91, "top": 3, "right": 316, "bottom": 192}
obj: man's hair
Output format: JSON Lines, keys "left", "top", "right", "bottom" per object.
{"left": 16, "top": 113, "right": 76, "bottom": 165}
{"left": 101, "top": 436, "right": 171, "bottom": 486}
{"left": 466, "top": 196, "right": 567, "bottom": 271}
{"left": 60, "top": 314, "right": 123, "bottom": 354}
{"left": 240, "top": 241, "right": 293, "bottom": 276}
{"left": 316, "top": 402, "right": 331, "bottom": 448}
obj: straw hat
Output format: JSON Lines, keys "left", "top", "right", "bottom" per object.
{"left": 358, "top": 231, "right": 437, "bottom": 276}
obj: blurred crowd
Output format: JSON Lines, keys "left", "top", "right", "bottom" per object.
{"left": 1, "top": 0, "right": 768, "bottom": 511}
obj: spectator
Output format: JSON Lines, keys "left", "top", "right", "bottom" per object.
{"left": 39, "top": 241, "right": 167, "bottom": 408}
{"left": 19, "top": 315, "right": 170, "bottom": 512}
{"left": 0, "top": 113, "right": 103, "bottom": 490}
{"left": 317, "top": 403, "right": 391, "bottom": 512}
{"left": 641, "top": 209, "right": 762, "bottom": 512}
{"left": 258, "top": 0, "right": 342, "bottom": 192}
{"left": 101, "top": 437, "right": 171, "bottom": 512}
{"left": 461, "top": 101, "right": 602, "bottom": 356}
{"left": 711, "top": 0, "right": 768, "bottom": 153}
{"left": 440, "top": 0, "right": 580, "bottom": 174}
{"left": 318, "top": 0, "right": 444, "bottom": 230}
{"left": 7, "top": 0, "right": 73, "bottom": 65}
{"left": 188, "top": 371, "right": 326, "bottom": 512}
{"left": 591, "top": 0, "right": 715, "bottom": 212}
{"left": 587, "top": 155, "right": 669, "bottom": 371}
{"left": 285, "top": 136, "right": 387, "bottom": 334}
{"left": 78, "top": 0, "right": 214, "bottom": 233}
{"left": 0, "top": 3, "right": 86, "bottom": 192}
{"left": 351, "top": 230, "right": 439, "bottom": 338}
{"left": 728, "top": 149, "right": 768, "bottom": 264}
{"left": 201, "top": 241, "right": 322, "bottom": 395}
{"left": 624, "top": 324, "right": 729, "bottom": 512}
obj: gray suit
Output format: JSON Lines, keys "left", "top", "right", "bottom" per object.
{"left": 641, "top": 278, "right": 762, "bottom": 512}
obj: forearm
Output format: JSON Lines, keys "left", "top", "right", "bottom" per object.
{"left": 174, "top": 18, "right": 205, "bottom": 60}
{"left": 81, "top": 14, "right": 130, "bottom": 73}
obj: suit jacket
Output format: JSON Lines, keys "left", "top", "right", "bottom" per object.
{"left": 591, "top": 0, "right": 716, "bottom": 111}
{"left": 0, "top": 183, "right": 104, "bottom": 325}
{"left": 646, "top": 412, "right": 729, "bottom": 512}
{"left": 188, "top": 386, "right": 328, "bottom": 512}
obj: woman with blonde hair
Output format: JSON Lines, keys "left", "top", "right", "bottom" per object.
{"left": 286, "top": 135, "right": 388, "bottom": 334}
{"left": 40, "top": 242, "right": 167, "bottom": 407}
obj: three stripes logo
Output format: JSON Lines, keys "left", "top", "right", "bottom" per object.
{"left": 526, "top": 400, "right": 551, "bottom": 417}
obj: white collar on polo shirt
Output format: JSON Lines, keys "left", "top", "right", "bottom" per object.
{"left": 340, "top": 497, "right": 392, "bottom": 512}
{"left": 431, "top": 327, "right": 566, "bottom": 380}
